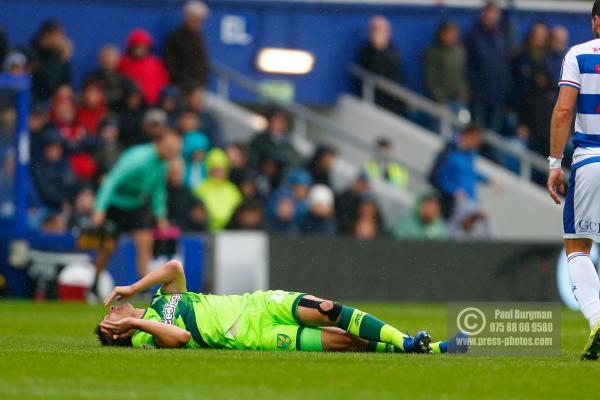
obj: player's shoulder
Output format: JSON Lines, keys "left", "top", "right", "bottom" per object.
{"left": 567, "top": 39, "right": 600, "bottom": 57}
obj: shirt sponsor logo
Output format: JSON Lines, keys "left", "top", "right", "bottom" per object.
{"left": 161, "top": 294, "right": 182, "bottom": 325}
{"left": 578, "top": 219, "right": 600, "bottom": 234}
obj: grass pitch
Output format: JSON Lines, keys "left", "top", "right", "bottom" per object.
{"left": 1, "top": 301, "right": 599, "bottom": 399}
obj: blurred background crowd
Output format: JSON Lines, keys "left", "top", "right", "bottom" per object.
{"left": 0, "top": 0, "right": 573, "bottom": 249}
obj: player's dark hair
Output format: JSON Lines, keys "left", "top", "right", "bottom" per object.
{"left": 94, "top": 323, "right": 133, "bottom": 347}
{"left": 594, "top": 0, "right": 600, "bottom": 18}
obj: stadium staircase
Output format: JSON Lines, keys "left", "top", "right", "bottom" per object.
{"left": 206, "top": 62, "right": 562, "bottom": 240}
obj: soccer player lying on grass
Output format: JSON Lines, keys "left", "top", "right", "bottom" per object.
{"left": 96, "top": 260, "right": 464, "bottom": 353}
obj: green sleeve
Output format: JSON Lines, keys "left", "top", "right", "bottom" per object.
{"left": 131, "top": 309, "right": 161, "bottom": 349}
{"left": 94, "top": 153, "right": 138, "bottom": 212}
{"left": 151, "top": 168, "right": 167, "bottom": 218}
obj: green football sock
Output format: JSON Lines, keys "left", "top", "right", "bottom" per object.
{"left": 366, "top": 341, "right": 402, "bottom": 353}
{"left": 338, "top": 306, "right": 411, "bottom": 352}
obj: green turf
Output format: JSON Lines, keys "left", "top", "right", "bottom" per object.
{"left": 1, "top": 301, "right": 599, "bottom": 400}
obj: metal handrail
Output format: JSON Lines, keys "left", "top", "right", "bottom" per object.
{"left": 210, "top": 60, "right": 427, "bottom": 180}
{"left": 348, "top": 63, "right": 550, "bottom": 180}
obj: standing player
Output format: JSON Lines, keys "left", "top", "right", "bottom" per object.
{"left": 548, "top": 0, "right": 600, "bottom": 360}
{"left": 97, "top": 259, "right": 465, "bottom": 354}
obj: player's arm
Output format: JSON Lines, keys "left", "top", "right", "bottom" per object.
{"left": 103, "top": 259, "right": 187, "bottom": 306}
{"left": 547, "top": 86, "right": 578, "bottom": 205}
{"left": 101, "top": 317, "right": 191, "bottom": 348}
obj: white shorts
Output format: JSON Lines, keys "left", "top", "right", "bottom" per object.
{"left": 564, "top": 157, "right": 600, "bottom": 242}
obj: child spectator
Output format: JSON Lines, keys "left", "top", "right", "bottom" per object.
{"left": 228, "top": 200, "right": 265, "bottom": 231}
{"left": 167, "top": 157, "right": 207, "bottom": 232}
{"left": 118, "top": 29, "right": 169, "bottom": 106}
{"left": 159, "top": 85, "right": 184, "bottom": 126}
{"left": 266, "top": 169, "right": 312, "bottom": 235}
{"left": 68, "top": 184, "right": 95, "bottom": 233}
{"left": 193, "top": 148, "right": 242, "bottom": 232}
{"left": 29, "top": 21, "right": 72, "bottom": 102}
{"left": 77, "top": 80, "right": 108, "bottom": 134}
{"left": 94, "top": 116, "right": 121, "bottom": 174}
{"left": 31, "top": 129, "right": 75, "bottom": 212}
{"left": 89, "top": 45, "right": 132, "bottom": 111}
{"left": 177, "top": 109, "right": 201, "bottom": 135}
{"left": 301, "top": 184, "right": 336, "bottom": 235}
{"left": 182, "top": 130, "right": 210, "bottom": 188}
{"left": 185, "top": 85, "right": 222, "bottom": 147}
{"left": 393, "top": 191, "right": 449, "bottom": 240}
{"left": 226, "top": 142, "right": 249, "bottom": 186}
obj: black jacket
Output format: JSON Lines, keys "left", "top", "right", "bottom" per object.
{"left": 163, "top": 27, "right": 209, "bottom": 87}
{"left": 29, "top": 42, "right": 70, "bottom": 102}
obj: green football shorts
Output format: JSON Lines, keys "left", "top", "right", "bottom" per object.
{"left": 233, "top": 290, "right": 323, "bottom": 351}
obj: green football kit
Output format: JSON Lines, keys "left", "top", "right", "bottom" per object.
{"left": 131, "top": 288, "right": 446, "bottom": 353}
{"left": 132, "top": 289, "right": 321, "bottom": 351}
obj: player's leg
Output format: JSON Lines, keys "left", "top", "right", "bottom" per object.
{"left": 131, "top": 229, "right": 153, "bottom": 277}
{"left": 294, "top": 295, "right": 432, "bottom": 353}
{"left": 563, "top": 162, "right": 600, "bottom": 359}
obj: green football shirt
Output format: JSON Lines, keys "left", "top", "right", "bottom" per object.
{"left": 131, "top": 289, "right": 248, "bottom": 349}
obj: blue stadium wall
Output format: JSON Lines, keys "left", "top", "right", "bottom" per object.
{"left": 0, "top": 0, "right": 591, "bottom": 103}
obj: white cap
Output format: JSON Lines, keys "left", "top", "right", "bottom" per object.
{"left": 308, "top": 184, "right": 334, "bottom": 209}
{"left": 184, "top": 1, "right": 209, "bottom": 19}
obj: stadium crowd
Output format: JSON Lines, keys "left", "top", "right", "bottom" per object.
{"left": 0, "top": 0, "right": 569, "bottom": 247}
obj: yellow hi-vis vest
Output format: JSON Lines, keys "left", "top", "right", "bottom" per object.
{"left": 364, "top": 160, "right": 409, "bottom": 190}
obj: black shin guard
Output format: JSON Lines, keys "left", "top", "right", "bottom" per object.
{"left": 298, "top": 298, "right": 342, "bottom": 321}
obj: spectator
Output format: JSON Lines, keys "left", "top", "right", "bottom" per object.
{"left": 3, "top": 50, "right": 28, "bottom": 76}
{"left": 393, "top": 191, "right": 449, "bottom": 240}
{"left": 306, "top": 145, "right": 336, "bottom": 188}
{"left": 301, "top": 184, "right": 336, "bottom": 235}
{"left": 193, "top": 148, "right": 242, "bottom": 232}
{"left": 466, "top": 1, "right": 511, "bottom": 131}
{"left": 266, "top": 169, "right": 312, "bottom": 235}
{"left": 0, "top": 26, "right": 7, "bottom": 66}
{"left": 159, "top": 85, "right": 184, "bottom": 126}
{"left": 517, "top": 66, "right": 556, "bottom": 158}
{"left": 50, "top": 94, "right": 97, "bottom": 180}
{"left": 29, "top": 21, "right": 72, "bottom": 102}
{"left": 364, "top": 138, "right": 409, "bottom": 190}
{"left": 548, "top": 25, "right": 569, "bottom": 85}
{"left": 141, "top": 108, "right": 168, "bottom": 144}
{"left": 89, "top": 45, "right": 131, "bottom": 111}
{"left": 185, "top": 85, "right": 222, "bottom": 147}
{"left": 228, "top": 200, "right": 265, "bottom": 231}
{"left": 31, "top": 129, "right": 75, "bottom": 212}
{"left": 177, "top": 109, "right": 201, "bottom": 135}
{"left": 447, "top": 199, "right": 492, "bottom": 240}
{"left": 94, "top": 116, "right": 121, "bottom": 174}
{"left": 77, "top": 80, "right": 108, "bottom": 134}
{"left": 335, "top": 171, "right": 371, "bottom": 235}
{"left": 354, "top": 215, "right": 380, "bottom": 240}
{"left": 118, "top": 29, "right": 169, "bottom": 106}
{"left": 182, "top": 130, "right": 210, "bottom": 188}
{"left": 116, "top": 81, "right": 145, "bottom": 148}
{"left": 167, "top": 157, "right": 207, "bottom": 232}
{"left": 163, "top": 1, "right": 210, "bottom": 88}
{"left": 511, "top": 22, "right": 550, "bottom": 111}
{"left": 226, "top": 142, "right": 249, "bottom": 186}
{"left": 238, "top": 170, "right": 263, "bottom": 205}
{"left": 428, "top": 123, "right": 490, "bottom": 219}
{"left": 68, "top": 184, "right": 95, "bottom": 233}
{"left": 355, "top": 15, "right": 405, "bottom": 114}
{"left": 248, "top": 107, "right": 301, "bottom": 188}
{"left": 423, "top": 21, "right": 469, "bottom": 111}
{"left": 92, "top": 129, "right": 181, "bottom": 284}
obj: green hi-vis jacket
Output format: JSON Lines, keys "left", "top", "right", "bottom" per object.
{"left": 94, "top": 144, "right": 168, "bottom": 217}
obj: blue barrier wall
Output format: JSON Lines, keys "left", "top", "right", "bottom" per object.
{"left": 0, "top": 0, "right": 591, "bottom": 103}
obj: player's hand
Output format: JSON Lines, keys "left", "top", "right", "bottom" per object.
{"left": 103, "top": 285, "right": 136, "bottom": 306}
{"left": 547, "top": 168, "right": 566, "bottom": 205}
{"left": 92, "top": 211, "right": 106, "bottom": 228}
{"left": 100, "top": 317, "right": 138, "bottom": 335}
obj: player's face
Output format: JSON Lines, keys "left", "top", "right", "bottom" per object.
{"left": 104, "top": 303, "right": 136, "bottom": 322}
